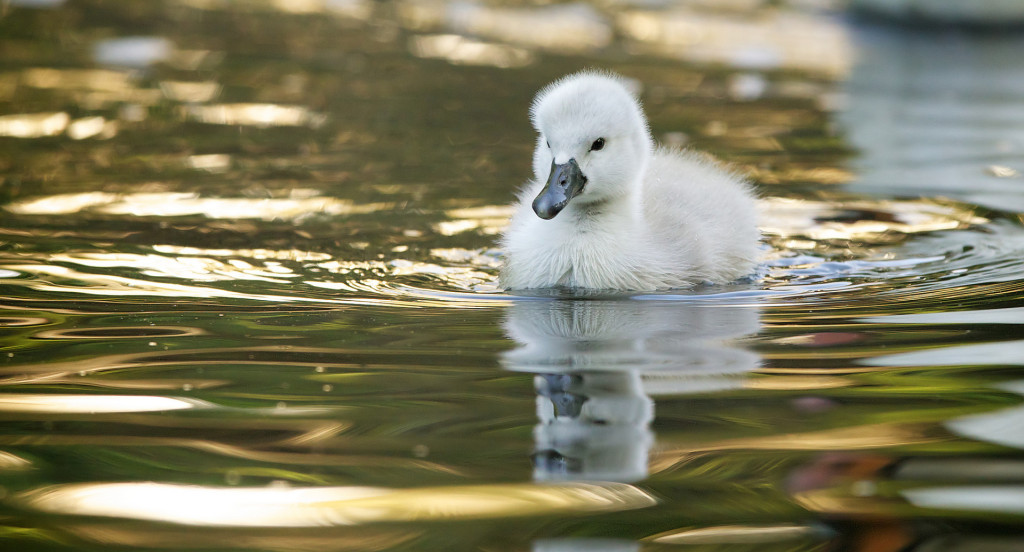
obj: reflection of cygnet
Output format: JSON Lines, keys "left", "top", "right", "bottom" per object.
{"left": 500, "top": 71, "right": 759, "bottom": 290}
{"left": 533, "top": 538, "right": 639, "bottom": 552}
{"left": 503, "top": 299, "right": 761, "bottom": 390}
{"left": 531, "top": 369, "right": 654, "bottom": 483}
{"left": 503, "top": 299, "right": 761, "bottom": 483}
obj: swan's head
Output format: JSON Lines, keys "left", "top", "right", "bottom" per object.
{"left": 529, "top": 71, "right": 653, "bottom": 220}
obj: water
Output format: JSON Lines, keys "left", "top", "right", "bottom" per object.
{"left": 2, "top": 1, "right": 1024, "bottom": 551}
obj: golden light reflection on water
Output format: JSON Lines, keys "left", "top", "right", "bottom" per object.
{"left": 746, "top": 165, "right": 854, "bottom": 186}
{"left": 10, "top": 377, "right": 229, "bottom": 392}
{"left": 719, "top": 422, "right": 941, "bottom": 451}
{"left": 0, "top": 450, "right": 33, "bottom": 471}
{"left": 399, "top": 1, "right": 611, "bottom": 56}
{"left": 310, "top": 258, "right": 499, "bottom": 293}
{"left": 409, "top": 34, "right": 534, "bottom": 68}
{"left": 743, "top": 375, "right": 852, "bottom": 391}
{"left": 0, "top": 189, "right": 998, "bottom": 308}
{"left": 619, "top": 7, "right": 852, "bottom": 78}
{"left": 160, "top": 80, "right": 221, "bottom": 103}
{"left": 435, "top": 205, "right": 514, "bottom": 236}
{"left": 434, "top": 197, "right": 983, "bottom": 247}
{"left": 182, "top": 103, "right": 326, "bottom": 127}
{"left": 152, "top": 244, "right": 331, "bottom": 262}
{"left": 760, "top": 197, "right": 988, "bottom": 243}
{"left": 446, "top": 2, "right": 612, "bottom": 54}
{"left": 645, "top": 524, "right": 824, "bottom": 545}
{"left": 0, "top": 394, "right": 203, "bottom": 413}
{"left": 19, "top": 67, "right": 163, "bottom": 110}
{"left": 1, "top": 255, "right": 503, "bottom": 307}
{"left": 429, "top": 247, "right": 502, "bottom": 269}
{"left": 45, "top": 252, "right": 297, "bottom": 283}
{"left": 21, "top": 68, "right": 135, "bottom": 92}
{"left": 66, "top": 116, "right": 115, "bottom": 139}
{"left": 186, "top": 153, "right": 231, "bottom": 172}
{"left": 1, "top": 264, "right": 341, "bottom": 303}
{"left": 0, "top": 414, "right": 465, "bottom": 473}
{"left": 18, "top": 481, "right": 655, "bottom": 527}
{"left": 176, "top": 0, "right": 374, "bottom": 20}
{"left": 0, "top": 112, "right": 69, "bottom": 138}
{"left": 791, "top": 489, "right": 902, "bottom": 516}
{"left": 5, "top": 191, "right": 389, "bottom": 220}
{"left": 650, "top": 422, "right": 943, "bottom": 474}
{"left": 4, "top": 192, "right": 121, "bottom": 215}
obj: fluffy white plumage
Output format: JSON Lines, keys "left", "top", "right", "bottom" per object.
{"left": 499, "top": 71, "right": 760, "bottom": 291}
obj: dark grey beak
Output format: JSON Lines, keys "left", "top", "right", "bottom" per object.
{"left": 532, "top": 159, "right": 587, "bottom": 220}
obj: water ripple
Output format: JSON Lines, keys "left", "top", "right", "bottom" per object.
{"left": 1, "top": 191, "right": 1021, "bottom": 312}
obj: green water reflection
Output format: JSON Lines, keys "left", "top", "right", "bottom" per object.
{"left": 3, "top": 1, "right": 1024, "bottom": 551}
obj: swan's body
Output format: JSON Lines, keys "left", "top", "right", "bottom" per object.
{"left": 499, "top": 72, "right": 759, "bottom": 291}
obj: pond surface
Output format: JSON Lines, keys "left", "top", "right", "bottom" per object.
{"left": 3, "top": 1, "right": 1024, "bottom": 551}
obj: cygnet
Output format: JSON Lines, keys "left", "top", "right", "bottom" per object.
{"left": 500, "top": 71, "right": 759, "bottom": 291}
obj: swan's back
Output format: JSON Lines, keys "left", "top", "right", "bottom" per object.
{"left": 642, "top": 149, "right": 759, "bottom": 283}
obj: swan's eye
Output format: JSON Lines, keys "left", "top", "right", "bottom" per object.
{"left": 590, "top": 138, "right": 605, "bottom": 151}
{"left": 546, "top": 140, "right": 551, "bottom": 149}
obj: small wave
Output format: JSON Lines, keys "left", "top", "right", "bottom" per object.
{"left": 2, "top": 192, "right": 1020, "bottom": 311}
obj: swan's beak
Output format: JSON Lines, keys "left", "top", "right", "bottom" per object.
{"left": 532, "top": 159, "right": 586, "bottom": 220}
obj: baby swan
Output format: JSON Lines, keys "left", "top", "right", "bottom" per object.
{"left": 500, "top": 71, "right": 759, "bottom": 291}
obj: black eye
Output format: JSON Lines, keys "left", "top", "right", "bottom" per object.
{"left": 590, "top": 138, "right": 605, "bottom": 151}
{"left": 546, "top": 140, "right": 550, "bottom": 148}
